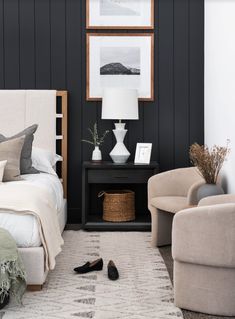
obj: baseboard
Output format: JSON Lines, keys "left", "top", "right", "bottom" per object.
{"left": 65, "top": 224, "right": 83, "bottom": 230}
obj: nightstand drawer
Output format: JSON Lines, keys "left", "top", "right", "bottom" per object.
{"left": 88, "top": 169, "right": 153, "bottom": 184}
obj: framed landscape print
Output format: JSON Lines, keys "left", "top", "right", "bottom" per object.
{"left": 86, "top": 33, "right": 154, "bottom": 101}
{"left": 86, "top": 0, "right": 154, "bottom": 29}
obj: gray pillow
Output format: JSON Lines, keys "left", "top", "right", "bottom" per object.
{"left": 0, "top": 136, "right": 25, "bottom": 181}
{"left": 0, "top": 124, "right": 39, "bottom": 174}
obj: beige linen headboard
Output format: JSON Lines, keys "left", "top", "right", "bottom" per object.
{"left": 0, "top": 90, "right": 68, "bottom": 197}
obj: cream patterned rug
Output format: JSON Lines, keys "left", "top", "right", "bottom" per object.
{"left": 1, "top": 231, "right": 183, "bottom": 319}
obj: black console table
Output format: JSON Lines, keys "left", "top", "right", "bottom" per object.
{"left": 82, "top": 161, "right": 159, "bottom": 230}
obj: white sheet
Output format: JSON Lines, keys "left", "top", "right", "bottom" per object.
{"left": 0, "top": 173, "right": 63, "bottom": 248}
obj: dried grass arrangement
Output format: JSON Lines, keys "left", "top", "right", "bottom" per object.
{"left": 189, "top": 142, "right": 230, "bottom": 184}
{"left": 82, "top": 122, "right": 109, "bottom": 147}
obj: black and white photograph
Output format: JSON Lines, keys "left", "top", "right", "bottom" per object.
{"left": 87, "top": 33, "right": 154, "bottom": 101}
{"left": 100, "top": 47, "right": 141, "bottom": 75}
{"left": 100, "top": 0, "right": 141, "bottom": 16}
{"left": 87, "top": 0, "right": 154, "bottom": 29}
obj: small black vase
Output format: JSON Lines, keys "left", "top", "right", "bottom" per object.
{"left": 197, "top": 183, "right": 224, "bottom": 202}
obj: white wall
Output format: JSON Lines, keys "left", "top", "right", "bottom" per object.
{"left": 205, "top": 0, "right": 235, "bottom": 193}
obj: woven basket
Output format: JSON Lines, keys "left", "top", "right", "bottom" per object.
{"left": 98, "top": 190, "right": 135, "bottom": 222}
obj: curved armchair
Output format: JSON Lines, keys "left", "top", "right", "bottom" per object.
{"left": 172, "top": 194, "right": 235, "bottom": 316}
{"left": 148, "top": 167, "right": 204, "bottom": 247}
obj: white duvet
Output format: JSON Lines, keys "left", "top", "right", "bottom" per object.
{"left": 0, "top": 173, "right": 63, "bottom": 248}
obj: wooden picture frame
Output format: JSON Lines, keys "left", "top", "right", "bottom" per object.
{"left": 86, "top": 0, "right": 154, "bottom": 30}
{"left": 86, "top": 33, "right": 154, "bottom": 101}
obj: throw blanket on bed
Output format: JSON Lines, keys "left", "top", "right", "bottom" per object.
{"left": 0, "top": 183, "right": 64, "bottom": 270}
{"left": 0, "top": 228, "right": 26, "bottom": 304}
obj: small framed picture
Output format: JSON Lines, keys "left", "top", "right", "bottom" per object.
{"left": 86, "top": 0, "right": 154, "bottom": 30}
{"left": 134, "top": 143, "right": 152, "bottom": 164}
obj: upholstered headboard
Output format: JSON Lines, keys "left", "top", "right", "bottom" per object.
{"left": 0, "top": 90, "right": 68, "bottom": 197}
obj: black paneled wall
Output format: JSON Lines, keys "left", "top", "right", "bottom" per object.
{"left": 0, "top": 0, "right": 204, "bottom": 223}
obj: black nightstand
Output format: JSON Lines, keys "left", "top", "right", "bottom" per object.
{"left": 82, "top": 161, "right": 159, "bottom": 230}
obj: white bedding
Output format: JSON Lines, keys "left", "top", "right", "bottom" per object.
{"left": 0, "top": 173, "right": 63, "bottom": 248}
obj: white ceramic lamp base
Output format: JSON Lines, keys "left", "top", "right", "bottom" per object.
{"left": 110, "top": 123, "right": 130, "bottom": 164}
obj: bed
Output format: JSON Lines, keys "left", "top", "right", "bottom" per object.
{"left": 0, "top": 90, "right": 68, "bottom": 290}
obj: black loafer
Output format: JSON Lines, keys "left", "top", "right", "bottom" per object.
{"left": 107, "top": 260, "right": 119, "bottom": 281}
{"left": 0, "top": 294, "right": 10, "bottom": 310}
{"left": 74, "top": 258, "right": 103, "bottom": 274}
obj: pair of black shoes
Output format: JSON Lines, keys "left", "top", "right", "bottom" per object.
{"left": 74, "top": 258, "right": 119, "bottom": 281}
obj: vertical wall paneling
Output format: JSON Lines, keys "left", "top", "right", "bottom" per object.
{"left": 143, "top": 0, "right": 159, "bottom": 161}
{"left": 174, "top": 0, "right": 190, "bottom": 167}
{"left": 189, "top": 0, "right": 204, "bottom": 145}
{"left": 128, "top": 103, "right": 145, "bottom": 161}
{"left": 35, "top": 0, "right": 51, "bottom": 88}
{"left": 4, "top": 0, "right": 20, "bottom": 88}
{"left": 0, "top": 0, "right": 4, "bottom": 88}
{"left": 81, "top": 3, "right": 97, "bottom": 162}
{"left": 66, "top": 0, "right": 83, "bottom": 222}
{"left": 19, "top": 0, "right": 35, "bottom": 88}
{"left": 0, "top": 0, "right": 204, "bottom": 223}
{"left": 158, "top": 0, "right": 175, "bottom": 171}
{"left": 96, "top": 103, "right": 113, "bottom": 161}
{"left": 51, "top": 0, "right": 66, "bottom": 89}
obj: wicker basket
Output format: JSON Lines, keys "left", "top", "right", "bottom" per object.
{"left": 98, "top": 190, "right": 135, "bottom": 222}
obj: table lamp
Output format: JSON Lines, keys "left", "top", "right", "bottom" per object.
{"left": 102, "top": 88, "right": 139, "bottom": 164}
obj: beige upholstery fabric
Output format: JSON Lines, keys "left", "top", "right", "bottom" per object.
{"left": 0, "top": 136, "right": 25, "bottom": 181}
{"left": 18, "top": 247, "right": 48, "bottom": 285}
{"left": 148, "top": 167, "right": 203, "bottom": 246}
{"left": 174, "top": 261, "right": 235, "bottom": 316}
{"left": 172, "top": 195, "right": 235, "bottom": 316}
{"left": 17, "top": 200, "right": 67, "bottom": 286}
{"left": 172, "top": 204, "right": 235, "bottom": 268}
{"left": 0, "top": 90, "right": 57, "bottom": 153}
{"left": 187, "top": 180, "right": 205, "bottom": 205}
{"left": 199, "top": 194, "right": 235, "bottom": 206}
{"left": 0, "top": 160, "right": 7, "bottom": 182}
{"left": 150, "top": 196, "right": 188, "bottom": 214}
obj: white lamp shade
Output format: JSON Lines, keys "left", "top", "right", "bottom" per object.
{"left": 102, "top": 88, "right": 139, "bottom": 120}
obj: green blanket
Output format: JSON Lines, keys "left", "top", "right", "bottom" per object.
{"left": 0, "top": 228, "right": 26, "bottom": 304}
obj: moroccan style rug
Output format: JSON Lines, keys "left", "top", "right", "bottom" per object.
{"left": 1, "top": 231, "right": 183, "bottom": 319}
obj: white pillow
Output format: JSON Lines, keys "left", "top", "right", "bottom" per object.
{"left": 32, "top": 147, "right": 62, "bottom": 176}
{"left": 0, "top": 160, "right": 7, "bottom": 182}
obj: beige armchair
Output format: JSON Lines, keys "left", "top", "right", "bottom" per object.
{"left": 148, "top": 167, "right": 204, "bottom": 247}
{"left": 172, "top": 194, "right": 235, "bottom": 316}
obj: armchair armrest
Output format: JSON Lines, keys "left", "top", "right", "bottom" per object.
{"left": 172, "top": 204, "right": 235, "bottom": 268}
{"left": 199, "top": 194, "right": 235, "bottom": 207}
{"left": 187, "top": 180, "right": 205, "bottom": 205}
{"left": 148, "top": 167, "right": 202, "bottom": 200}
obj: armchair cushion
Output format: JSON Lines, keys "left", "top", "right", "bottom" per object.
{"left": 150, "top": 196, "right": 189, "bottom": 214}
